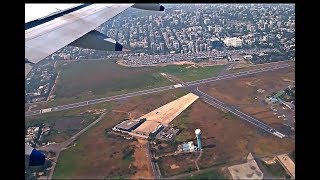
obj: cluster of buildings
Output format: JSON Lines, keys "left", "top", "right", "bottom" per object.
{"left": 177, "top": 129, "right": 202, "bottom": 152}
{"left": 25, "top": 127, "right": 40, "bottom": 146}
{"left": 26, "top": 4, "right": 294, "bottom": 101}
{"left": 100, "top": 4, "right": 294, "bottom": 57}
{"left": 25, "top": 125, "right": 51, "bottom": 147}
{"left": 43, "top": 46, "right": 113, "bottom": 61}
{"left": 25, "top": 60, "right": 57, "bottom": 103}
{"left": 123, "top": 48, "right": 278, "bottom": 66}
{"left": 265, "top": 84, "right": 295, "bottom": 111}
{"left": 113, "top": 115, "right": 203, "bottom": 153}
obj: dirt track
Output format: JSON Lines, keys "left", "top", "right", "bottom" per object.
{"left": 130, "top": 139, "right": 153, "bottom": 179}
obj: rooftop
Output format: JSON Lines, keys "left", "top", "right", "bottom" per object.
{"left": 115, "top": 119, "right": 145, "bottom": 130}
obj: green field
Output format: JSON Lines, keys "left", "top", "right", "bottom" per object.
{"left": 159, "top": 64, "right": 224, "bottom": 82}
{"left": 49, "top": 60, "right": 172, "bottom": 106}
{"left": 187, "top": 169, "right": 226, "bottom": 179}
{"left": 53, "top": 142, "right": 135, "bottom": 179}
{"left": 48, "top": 60, "right": 224, "bottom": 107}
{"left": 52, "top": 142, "right": 86, "bottom": 179}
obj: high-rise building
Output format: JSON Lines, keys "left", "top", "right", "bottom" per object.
{"left": 204, "top": 18, "right": 210, "bottom": 25}
{"left": 173, "top": 42, "right": 180, "bottom": 50}
{"left": 160, "top": 43, "right": 165, "bottom": 51}
{"left": 189, "top": 33, "right": 196, "bottom": 41}
{"left": 249, "top": 25, "right": 255, "bottom": 32}
{"left": 188, "top": 41, "right": 194, "bottom": 51}
{"left": 223, "top": 37, "right": 243, "bottom": 47}
{"left": 148, "top": 24, "right": 152, "bottom": 32}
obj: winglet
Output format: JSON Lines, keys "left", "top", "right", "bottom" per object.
{"left": 160, "top": 5, "right": 165, "bottom": 11}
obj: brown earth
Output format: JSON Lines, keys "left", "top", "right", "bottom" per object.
{"left": 130, "top": 139, "right": 153, "bottom": 179}
{"left": 158, "top": 97, "right": 294, "bottom": 176}
{"left": 199, "top": 65, "right": 295, "bottom": 126}
{"left": 253, "top": 135, "right": 295, "bottom": 157}
{"left": 54, "top": 89, "right": 188, "bottom": 178}
{"left": 158, "top": 152, "right": 198, "bottom": 177}
{"left": 170, "top": 100, "right": 255, "bottom": 169}
{"left": 173, "top": 61, "right": 195, "bottom": 65}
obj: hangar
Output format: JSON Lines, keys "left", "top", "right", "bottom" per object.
{"left": 114, "top": 118, "right": 146, "bottom": 132}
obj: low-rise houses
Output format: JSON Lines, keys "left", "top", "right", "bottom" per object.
{"left": 25, "top": 127, "right": 40, "bottom": 145}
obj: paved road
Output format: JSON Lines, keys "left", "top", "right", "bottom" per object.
{"left": 26, "top": 63, "right": 290, "bottom": 117}
{"left": 25, "top": 85, "right": 175, "bottom": 116}
{"left": 162, "top": 64, "right": 291, "bottom": 138}
{"left": 146, "top": 142, "right": 161, "bottom": 179}
{"left": 195, "top": 150, "right": 203, "bottom": 171}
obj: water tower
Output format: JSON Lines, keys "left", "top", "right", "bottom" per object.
{"left": 195, "top": 129, "right": 202, "bottom": 150}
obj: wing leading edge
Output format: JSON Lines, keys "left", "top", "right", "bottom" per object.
{"left": 25, "top": 3, "right": 165, "bottom": 78}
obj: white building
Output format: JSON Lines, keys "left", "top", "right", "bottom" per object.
{"left": 182, "top": 141, "right": 196, "bottom": 152}
{"left": 204, "top": 18, "right": 210, "bottom": 25}
{"left": 173, "top": 42, "right": 180, "bottom": 50}
{"left": 223, "top": 37, "right": 243, "bottom": 47}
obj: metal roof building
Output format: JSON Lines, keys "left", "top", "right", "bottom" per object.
{"left": 114, "top": 118, "right": 146, "bottom": 132}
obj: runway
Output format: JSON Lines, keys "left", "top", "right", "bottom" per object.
{"left": 25, "top": 63, "right": 290, "bottom": 117}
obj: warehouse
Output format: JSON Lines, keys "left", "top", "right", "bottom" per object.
{"left": 114, "top": 118, "right": 146, "bottom": 132}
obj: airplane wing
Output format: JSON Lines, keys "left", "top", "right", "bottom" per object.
{"left": 25, "top": 143, "right": 46, "bottom": 166}
{"left": 25, "top": 3, "right": 165, "bottom": 77}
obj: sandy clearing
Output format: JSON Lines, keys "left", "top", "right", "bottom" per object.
{"left": 130, "top": 139, "right": 153, "bottom": 179}
{"left": 133, "top": 93, "right": 199, "bottom": 135}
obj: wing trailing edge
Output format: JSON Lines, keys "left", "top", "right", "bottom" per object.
{"left": 69, "top": 30, "right": 122, "bottom": 51}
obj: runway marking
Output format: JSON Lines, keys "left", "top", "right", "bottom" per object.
{"left": 26, "top": 64, "right": 291, "bottom": 117}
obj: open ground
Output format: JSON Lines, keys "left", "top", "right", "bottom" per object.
{"left": 157, "top": 97, "right": 294, "bottom": 177}
{"left": 199, "top": 63, "right": 295, "bottom": 129}
{"left": 25, "top": 102, "right": 115, "bottom": 143}
{"left": 27, "top": 59, "right": 225, "bottom": 111}
{"left": 52, "top": 88, "right": 188, "bottom": 179}
{"left": 28, "top": 60, "right": 294, "bottom": 178}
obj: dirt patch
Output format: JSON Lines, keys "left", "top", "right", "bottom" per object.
{"left": 159, "top": 153, "right": 198, "bottom": 177}
{"left": 131, "top": 139, "right": 153, "bottom": 179}
{"left": 228, "top": 155, "right": 263, "bottom": 179}
{"left": 173, "top": 61, "right": 195, "bottom": 65}
{"left": 170, "top": 164, "right": 180, "bottom": 169}
{"left": 186, "top": 64, "right": 198, "bottom": 69}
